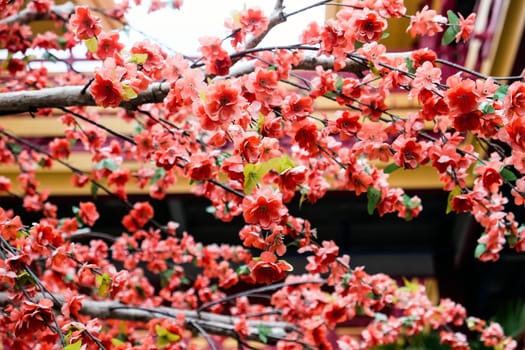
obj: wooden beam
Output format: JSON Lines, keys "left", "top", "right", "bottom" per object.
{"left": 486, "top": 0, "right": 525, "bottom": 77}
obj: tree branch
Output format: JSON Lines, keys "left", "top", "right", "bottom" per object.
{"left": 0, "top": 53, "right": 404, "bottom": 115}
{"left": 244, "top": 0, "right": 286, "bottom": 50}
{"left": 0, "top": 2, "right": 75, "bottom": 26}
{"left": 0, "top": 292, "right": 293, "bottom": 344}
{"left": 0, "top": 82, "right": 171, "bottom": 116}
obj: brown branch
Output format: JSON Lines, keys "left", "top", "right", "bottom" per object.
{"left": 244, "top": 0, "right": 286, "bottom": 50}
{"left": 0, "top": 2, "right": 75, "bottom": 26}
{"left": 0, "top": 292, "right": 294, "bottom": 344}
{"left": 0, "top": 82, "right": 171, "bottom": 116}
{"left": 0, "top": 53, "right": 397, "bottom": 115}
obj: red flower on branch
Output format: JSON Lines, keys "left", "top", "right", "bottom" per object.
{"left": 78, "top": 201, "right": 99, "bottom": 227}
{"left": 242, "top": 187, "right": 287, "bottom": 229}
{"left": 70, "top": 6, "right": 102, "bottom": 40}
{"left": 353, "top": 9, "right": 387, "bottom": 43}
{"left": 248, "top": 251, "right": 292, "bottom": 284}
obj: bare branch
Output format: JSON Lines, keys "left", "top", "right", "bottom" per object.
{"left": 0, "top": 2, "right": 75, "bottom": 26}
{"left": 0, "top": 292, "right": 294, "bottom": 344}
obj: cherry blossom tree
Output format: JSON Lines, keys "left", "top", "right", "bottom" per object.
{"left": 0, "top": 0, "right": 523, "bottom": 349}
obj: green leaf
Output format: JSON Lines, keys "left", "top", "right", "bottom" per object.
{"left": 494, "top": 85, "right": 509, "bottom": 101}
{"left": 150, "top": 167, "right": 166, "bottom": 184}
{"left": 500, "top": 166, "right": 517, "bottom": 182}
{"left": 366, "top": 187, "right": 382, "bottom": 215}
{"left": 402, "top": 194, "right": 419, "bottom": 221}
{"left": 323, "top": 91, "right": 337, "bottom": 99}
{"left": 243, "top": 163, "right": 262, "bottom": 195}
{"left": 506, "top": 233, "right": 518, "bottom": 247}
{"left": 441, "top": 25, "right": 459, "bottom": 46}
{"left": 383, "top": 163, "right": 400, "bottom": 174}
{"left": 236, "top": 264, "right": 250, "bottom": 275}
{"left": 121, "top": 85, "right": 138, "bottom": 100}
{"left": 96, "top": 273, "right": 111, "bottom": 297}
{"left": 17, "top": 271, "right": 35, "bottom": 285}
{"left": 90, "top": 182, "right": 99, "bottom": 200}
{"left": 130, "top": 53, "right": 148, "bottom": 65}
{"left": 215, "top": 152, "right": 231, "bottom": 167}
{"left": 57, "top": 36, "right": 69, "bottom": 49}
{"left": 62, "top": 340, "right": 82, "bottom": 350}
{"left": 160, "top": 269, "right": 174, "bottom": 288}
{"left": 256, "top": 324, "right": 272, "bottom": 344}
{"left": 446, "top": 186, "right": 462, "bottom": 214}
{"left": 299, "top": 186, "right": 309, "bottom": 209}
{"left": 479, "top": 101, "right": 496, "bottom": 114}
{"left": 111, "top": 338, "right": 126, "bottom": 346}
{"left": 381, "top": 32, "right": 390, "bottom": 40}
{"left": 155, "top": 324, "right": 181, "bottom": 348}
{"left": 243, "top": 156, "right": 295, "bottom": 194}
{"left": 84, "top": 37, "right": 98, "bottom": 53}
{"left": 447, "top": 10, "right": 460, "bottom": 25}
{"left": 94, "top": 158, "right": 119, "bottom": 172}
{"left": 474, "top": 243, "right": 487, "bottom": 259}
{"left": 335, "top": 76, "right": 344, "bottom": 92}
{"left": 405, "top": 57, "right": 415, "bottom": 74}
{"left": 6, "top": 142, "right": 22, "bottom": 155}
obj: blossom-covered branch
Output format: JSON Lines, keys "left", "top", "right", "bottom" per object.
{"left": 0, "top": 292, "right": 294, "bottom": 344}
{"left": 0, "top": 1, "right": 75, "bottom": 26}
{"left": 0, "top": 54, "right": 381, "bottom": 115}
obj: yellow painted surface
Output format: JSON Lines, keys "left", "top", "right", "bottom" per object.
{"left": 1, "top": 114, "right": 135, "bottom": 138}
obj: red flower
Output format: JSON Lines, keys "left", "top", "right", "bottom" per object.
{"left": 281, "top": 94, "right": 313, "bottom": 121}
{"left": 204, "top": 80, "right": 245, "bottom": 124}
{"left": 90, "top": 72, "right": 125, "bottom": 108}
{"left": 70, "top": 6, "right": 102, "bottom": 40}
{"left": 107, "top": 168, "right": 131, "bottom": 188}
{"left": 0, "top": 176, "right": 11, "bottom": 193}
{"left": 353, "top": 9, "right": 387, "bottom": 43}
{"left": 505, "top": 117, "right": 525, "bottom": 152}
{"left": 242, "top": 187, "right": 288, "bottom": 229}
{"left": 294, "top": 120, "right": 319, "bottom": 155}
{"left": 199, "top": 36, "right": 232, "bottom": 76}
{"left": 239, "top": 7, "right": 269, "bottom": 37}
{"left": 237, "top": 132, "right": 262, "bottom": 163}
{"left": 456, "top": 13, "right": 476, "bottom": 43}
{"left": 248, "top": 251, "right": 292, "bottom": 284}
{"left": 122, "top": 201, "right": 154, "bottom": 232}
{"left": 504, "top": 82, "right": 525, "bottom": 117}
{"left": 49, "top": 138, "right": 70, "bottom": 159}
{"left": 481, "top": 167, "right": 502, "bottom": 193}
{"left": 185, "top": 153, "right": 216, "bottom": 181}
{"left": 95, "top": 31, "right": 124, "bottom": 60}
{"left": 392, "top": 136, "right": 426, "bottom": 169}
{"left": 333, "top": 110, "right": 362, "bottom": 140}
{"left": 79, "top": 201, "right": 99, "bottom": 227}
{"left": 445, "top": 77, "right": 479, "bottom": 113}
{"left": 130, "top": 40, "right": 167, "bottom": 80}
{"left": 453, "top": 109, "right": 482, "bottom": 132}
{"left": 407, "top": 5, "right": 446, "bottom": 38}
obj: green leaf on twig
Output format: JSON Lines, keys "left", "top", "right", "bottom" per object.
{"left": 84, "top": 37, "right": 98, "bottom": 53}
{"left": 62, "top": 340, "right": 82, "bottom": 350}
{"left": 500, "top": 166, "right": 517, "bottom": 182}
{"left": 474, "top": 242, "right": 487, "bottom": 259}
{"left": 96, "top": 273, "right": 111, "bottom": 297}
{"left": 446, "top": 186, "right": 462, "bottom": 214}
{"left": 367, "top": 187, "right": 382, "bottom": 215}
{"left": 441, "top": 11, "right": 460, "bottom": 45}
{"left": 256, "top": 324, "right": 272, "bottom": 344}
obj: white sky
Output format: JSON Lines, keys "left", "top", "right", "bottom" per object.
{"left": 122, "top": 0, "right": 326, "bottom": 55}
{"left": 1, "top": 1, "right": 325, "bottom": 72}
